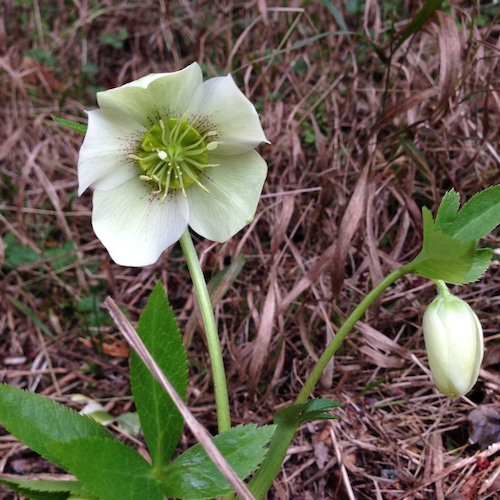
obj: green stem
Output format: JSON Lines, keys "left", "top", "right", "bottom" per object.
{"left": 247, "top": 263, "right": 415, "bottom": 499}
{"left": 179, "top": 229, "right": 231, "bottom": 434}
{"left": 435, "top": 279, "right": 449, "bottom": 296}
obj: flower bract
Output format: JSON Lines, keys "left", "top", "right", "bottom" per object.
{"left": 422, "top": 283, "right": 484, "bottom": 398}
{"left": 78, "top": 62, "right": 268, "bottom": 266}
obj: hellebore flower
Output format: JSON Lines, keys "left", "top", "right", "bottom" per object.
{"left": 78, "top": 62, "right": 268, "bottom": 266}
{"left": 422, "top": 282, "right": 483, "bottom": 398}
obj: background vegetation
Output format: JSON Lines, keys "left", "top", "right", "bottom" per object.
{"left": 1, "top": 0, "right": 499, "bottom": 498}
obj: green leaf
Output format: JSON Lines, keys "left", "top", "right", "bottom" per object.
{"left": 51, "top": 115, "right": 87, "bottom": 135}
{"left": 463, "top": 247, "right": 493, "bottom": 283}
{"left": 448, "top": 185, "right": 500, "bottom": 242}
{"left": 161, "top": 424, "right": 276, "bottom": 499}
{"left": 435, "top": 189, "right": 460, "bottom": 232}
{"left": 413, "top": 209, "right": 490, "bottom": 283}
{"left": 318, "top": 0, "right": 350, "bottom": 39}
{"left": 296, "top": 398, "right": 341, "bottom": 425}
{"left": 3, "top": 232, "right": 41, "bottom": 269}
{"left": 392, "top": 0, "right": 444, "bottom": 52}
{"left": 411, "top": 188, "right": 497, "bottom": 284}
{"left": 130, "top": 282, "right": 188, "bottom": 469}
{"left": 0, "top": 384, "right": 112, "bottom": 469}
{"left": 46, "top": 438, "right": 163, "bottom": 500}
{"left": 0, "top": 479, "right": 89, "bottom": 500}
{"left": 274, "top": 399, "right": 340, "bottom": 428}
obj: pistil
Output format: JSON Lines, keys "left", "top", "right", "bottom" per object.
{"left": 130, "top": 116, "right": 220, "bottom": 200}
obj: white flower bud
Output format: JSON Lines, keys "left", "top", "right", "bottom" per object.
{"left": 423, "top": 284, "right": 483, "bottom": 398}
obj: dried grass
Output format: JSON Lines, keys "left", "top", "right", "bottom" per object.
{"left": 1, "top": 0, "right": 499, "bottom": 498}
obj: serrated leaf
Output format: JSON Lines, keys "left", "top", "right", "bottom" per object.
{"left": 0, "top": 384, "right": 112, "bottom": 469}
{"left": 46, "top": 438, "right": 163, "bottom": 500}
{"left": 463, "top": 247, "right": 493, "bottom": 282}
{"left": 435, "top": 189, "right": 460, "bottom": 231}
{"left": 161, "top": 424, "right": 276, "bottom": 499}
{"left": 412, "top": 207, "right": 493, "bottom": 284}
{"left": 297, "top": 398, "right": 341, "bottom": 425}
{"left": 130, "top": 282, "right": 188, "bottom": 469}
{"left": 0, "top": 479, "right": 89, "bottom": 500}
{"left": 51, "top": 115, "right": 87, "bottom": 134}
{"left": 448, "top": 185, "right": 500, "bottom": 242}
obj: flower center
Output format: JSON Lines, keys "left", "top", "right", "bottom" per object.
{"left": 130, "top": 117, "right": 219, "bottom": 199}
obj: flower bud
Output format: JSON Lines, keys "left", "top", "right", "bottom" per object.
{"left": 423, "top": 285, "right": 483, "bottom": 398}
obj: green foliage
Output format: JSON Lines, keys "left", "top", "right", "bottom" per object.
{"left": 3, "top": 233, "right": 76, "bottom": 274}
{"left": 3, "top": 232, "right": 40, "bottom": 269}
{"left": 0, "top": 479, "right": 87, "bottom": 500}
{"left": 0, "top": 285, "right": 275, "bottom": 499}
{"left": 99, "top": 29, "right": 129, "bottom": 49}
{"left": 76, "top": 293, "right": 111, "bottom": 330}
{"left": 0, "top": 385, "right": 113, "bottom": 468}
{"left": 51, "top": 115, "right": 87, "bottom": 135}
{"left": 130, "top": 282, "right": 188, "bottom": 469}
{"left": 44, "top": 241, "right": 77, "bottom": 271}
{"left": 411, "top": 188, "right": 500, "bottom": 284}
{"left": 275, "top": 398, "right": 340, "bottom": 427}
{"left": 23, "top": 48, "right": 55, "bottom": 66}
{"left": 161, "top": 424, "right": 276, "bottom": 499}
{"left": 297, "top": 398, "right": 341, "bottom": 425}
{"left": 47, "top": 438, "right": 163, "bottom": 500}
{"left": 446, "top": 186, "right": 500, "bottom": 242}
{"left": 389, "top": 0, "right": 444, "bottom": 53}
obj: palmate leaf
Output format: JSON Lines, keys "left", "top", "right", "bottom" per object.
{"left": 411, "top": 186, "right": 499, "bottom": 284}
{"left": 46, "top": 438, "right": 163, "bottom": 500}
{"left": 161, "top": 424, "right": 276, "bottom": 499}
{"left": 0, "top": 384, "right": 112, "bottom": 469}
{"left": 130, "top": 282, "right": 188, "bottom": 470}
{"left": 412, "top": 208, "right": 491, "bottom": 283}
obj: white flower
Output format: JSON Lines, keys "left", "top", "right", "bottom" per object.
{"left": 78, "top": 62, "right": 268, "bottom": 266}
{"left": 423, "top": 283, "right": 483, "bottom": 398}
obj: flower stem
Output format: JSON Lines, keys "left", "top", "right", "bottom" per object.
{"left": 247, "top": 263, "right": 415, "bottom": 499}
{"left": 179, "top": 229, "right": 231, "bottom": 434}
{"left": 434, "top": 279, "right": 449, "bottom": 296}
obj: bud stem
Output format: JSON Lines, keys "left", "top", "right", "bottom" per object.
{"left": 435, "top": 279, "right": 450, "bottom": 297}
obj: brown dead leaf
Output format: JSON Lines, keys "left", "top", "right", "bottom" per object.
{"left": 248, "top": 269, "right": 277, "bottom": 394}
{"left": 79, "top": 337, "right": 130, "bottom": 358}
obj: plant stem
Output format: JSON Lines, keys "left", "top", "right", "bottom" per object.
{"left": 296, "top": 263, "right": 414, "bottom": 404}
{"left": 179, "top": 229, "right": 231, "bottom": 434}
{"left": 247, "top": 263, "right": 415, "bottom": 499}
{"left": 435, "top": 279, "right": 449, "bottom": 296}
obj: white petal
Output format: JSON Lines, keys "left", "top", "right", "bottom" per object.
{"left": 92, "top": 178, "right": 189, "bottom": 266}
{"left": 188, "top": 74, "right": 269, "bottom": 155}
{"left": 78, "top": 109, "right": 143, "bottom": 195}
{"left": 187, "top": 150, "right": 267, "bottom": 242}
{"left": 96, "top": 63, "right": 203, "bottom": 127}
